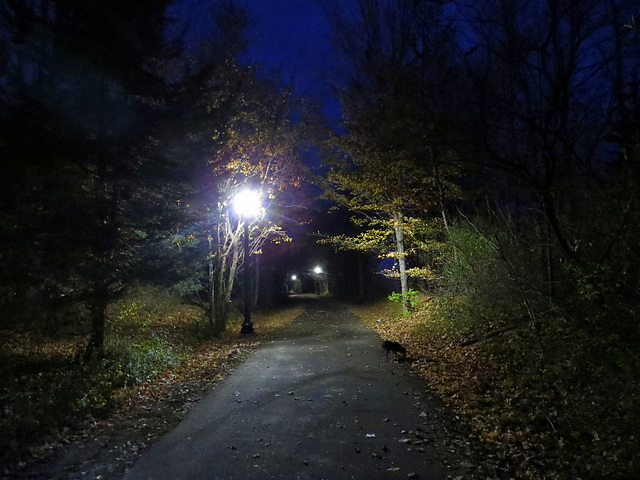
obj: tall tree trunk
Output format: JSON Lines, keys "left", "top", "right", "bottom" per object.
{"left": 213, "top": 265, "right": 228, "bottom": 335}
{"left": 224, "top": 241, "right": 240, "bottom": 306}
{"left": 392, "top": 212, "right": 409, "bottom": 310}
{"left": 431, "top": 152, "right": 450, "bottom": 231}
{"left": 208, "top": 236, "right": 216, "bottom": 330}
{"left": 84, "top": 158, "right": 113, "bottom": 359}
{"left": 212, "top": 233, "right": 241, "bottom": 334}
{"left": 252, "top": 253, "right": 260, "bottom": 307}
{"left": 84, "top": 281, "right": 108, "bottom": 360}
{"left": 212, "top": 268, "right": 228, "bottom": 336}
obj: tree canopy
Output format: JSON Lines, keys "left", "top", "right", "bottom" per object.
{"left": 0, "top": 0, "right": 312, "bottom": 348}
{"left": 2, "top": 0, "right": 640, "bottom": 476}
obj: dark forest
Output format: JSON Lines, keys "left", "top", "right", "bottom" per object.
{"left": 1, "top": 1, "right": 639, "bottom": 478}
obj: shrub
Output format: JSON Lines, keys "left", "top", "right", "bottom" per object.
{"left": 117, "top": 336, "right": 179, "bottom": 386}
{"left": 387, "top": 288, "right": 422, "bottom": 310}
{"left": 435, "top": 222, "right": 528, "bottom": 337}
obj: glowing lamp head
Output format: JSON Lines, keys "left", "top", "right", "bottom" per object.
{"left": 313, "top": 266, "right": 323, "bottom": 274}
{"left": 291, "top": 275, "right": 297, "bottom": 281}
{"left": 233, "top": 189, "right": 262, "bottom": 218}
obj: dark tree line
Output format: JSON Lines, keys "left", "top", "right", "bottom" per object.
{"left": 0, "top": 0, "right": 310, "bottom": 355}
{"left": 0, "top": 0, "right": 178, "bottom": 357}
{"left": 318, "top": 5, "right": 640, "bottom": 474}
{"left": 320, "top": 0, "right": 640, "bottom": 340}
{"left": 2, "top": 0, "right": 640, "bottom": 361}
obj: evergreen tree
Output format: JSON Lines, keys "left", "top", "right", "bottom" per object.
{"left": 0, "top": 0, "right": 175, "bottom": 355}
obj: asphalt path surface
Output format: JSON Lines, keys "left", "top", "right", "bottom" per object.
{"left": 123, "top": 297, "right": 451, "bottom": 480}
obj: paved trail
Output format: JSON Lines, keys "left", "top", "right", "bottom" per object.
{"left": 124, "top": 298, "right": 451, "bottom": 480}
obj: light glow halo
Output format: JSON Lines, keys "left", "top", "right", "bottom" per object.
{"left": 233, "top": 189, "right": 262, "bottom": 218}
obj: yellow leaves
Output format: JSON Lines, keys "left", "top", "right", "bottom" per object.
{"left": 319, "top": 233, "right": 386, "bottom": 253}
{"left": 405, "top": 266, "right": 438, "bottom": 280}
{"left": 172, "top": 232, "right": 197, "bottom": 251}
{"left": 271, "top": 235, "right": 292, "bottom": 245}
{"left": 481, "top": 430, "right": 500, "bottom": 443}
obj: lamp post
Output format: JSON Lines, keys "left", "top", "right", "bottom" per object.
{"left": 233, "top": 189, "right": 261, "bottom": 335}
{"left": 313, "top": 266, "right": 328, "bottom": 296}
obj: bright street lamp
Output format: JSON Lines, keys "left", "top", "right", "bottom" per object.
{"left": 313, "top": 266, "right": 328, "bottom": 295}
{"left": 233, "top": 189, "right": 262, "bottom": 335}
{"left": 234, "top": 189, "right": 262, "bottom": 218}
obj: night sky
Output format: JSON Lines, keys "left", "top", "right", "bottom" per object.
{"left": 241, "top": 0, "right": 347, "bottom": 127}
{"left": 167, "top": 0, "right": 344, "bottom": 124}
{"left": 239, "top": 1, "right": 335, "bottom": 91}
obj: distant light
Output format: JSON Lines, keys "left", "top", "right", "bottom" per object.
{"left": 291, "top": 275, "right": 297, "bottom": 281}
{"left": 313, "top": 266, "right": 323, "bottom": 274}
{"left": 233, "top": 189, "right": 261, "bottom": 217}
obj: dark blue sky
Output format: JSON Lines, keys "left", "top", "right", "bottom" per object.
{"left": 167, "top": 1, "right": 339, "bottom": 91}
{"left": 167, "top": 0, "right": 344, "bottom": 123}
{"left": 239, "top": 0, "right": 337, "bottom": 96}
{"left": 238, "top": 0, "right": 344, "bottom": 124}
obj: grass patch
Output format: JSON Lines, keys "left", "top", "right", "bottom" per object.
{"left": 0, "top": 287, "right": 303, "bottom": 467}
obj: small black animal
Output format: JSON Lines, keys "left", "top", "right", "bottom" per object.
{"left": 382, "top": 340, "right": 406, "bottom": 358}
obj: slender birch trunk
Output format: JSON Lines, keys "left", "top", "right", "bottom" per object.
{"left": 392, "top": 212, "right": 409, "bottom": 311}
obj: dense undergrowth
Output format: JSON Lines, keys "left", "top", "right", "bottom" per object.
{"left": 0, "top": 286, "right": 302, "bottom": 470}
{"left": 352, "top": 296, "right": 639, "bottom": 479}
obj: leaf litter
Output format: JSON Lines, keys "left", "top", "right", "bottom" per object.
{"left": 1, "top": 306, "right": 302, "bottom": 480}
{"left": 351, "top": 299, "right": 638, "bottom": 479}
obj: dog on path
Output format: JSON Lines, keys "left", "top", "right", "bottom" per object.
{"left": 382, "top": 340, "right": 406, "bottom": 359}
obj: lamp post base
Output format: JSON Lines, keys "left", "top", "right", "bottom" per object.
{"left": 240, "top": 322, "right": 254, "bottom": 335}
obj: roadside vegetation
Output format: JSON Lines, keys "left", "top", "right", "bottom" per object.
{"left": 0, "top": 286, "right": 303, "bottom": 472}
{"left": 321, "top": 7, "right": 640, "bottom": 477}
{"left": 351, "top": 221, "right": 640, "bottom": 480}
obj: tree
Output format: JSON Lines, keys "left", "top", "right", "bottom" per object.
{"left": 167, "top": 54, "right": 308, "bottom": 333}
{"left": 457, "top": 0, "right": 640, "bottom": 323}
{"left": 463, "top": 0, "right": 640, "bottom": 258}
{"left": 0, "top": 0, "right": 176, "bottom": 356}
{"left": 322, "top": 95, "right": 459, "bottom": 308}
{"left": 320, "top": 0, "right": 462, "bottom": 308}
